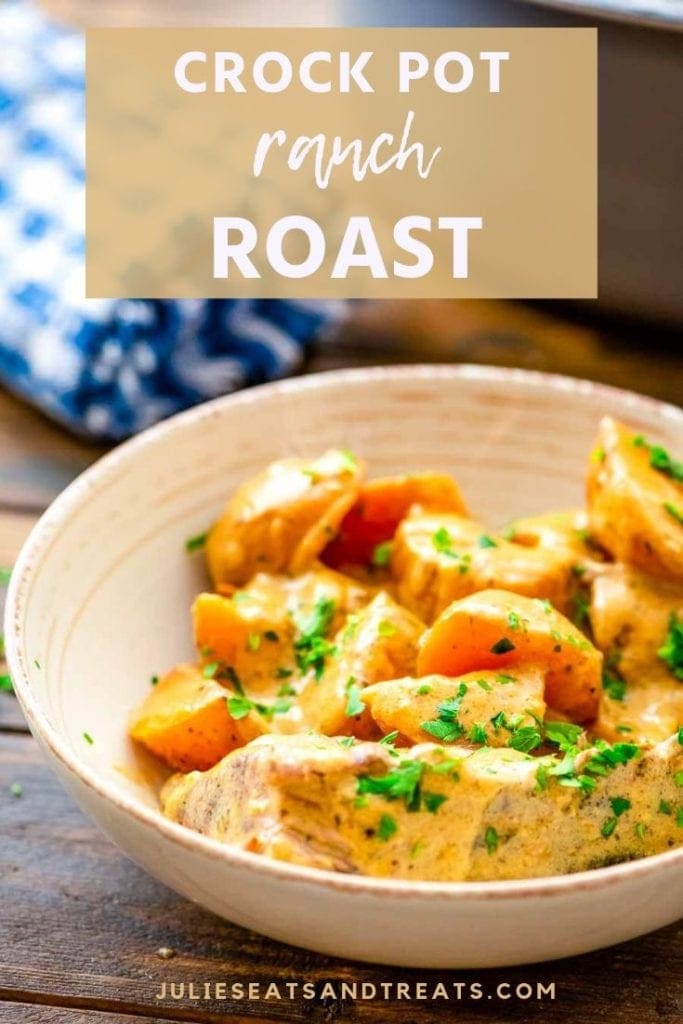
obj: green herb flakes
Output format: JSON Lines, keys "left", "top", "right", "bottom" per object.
{"left": 468, "top": 723, "right": 488, "bottom": 745}
{"left": 610, "top": 796, "right": 631, "bottom": 817}
{"left": 663, "top": 502, "right": 683, "bottom": 526}
{"left": 294, "top": 597, "right": 337, "bottom": 679}
{"left": 420, "top": 683, "right": 468, "bottom": 743}
{"left": 423, "top": 792, "right": 448, "bottom": 814}
{"left": 345, "top": 677, "right": 366, "bottom": 718}
{"left": 658, "top": 613, "right": 683, "bottom": 681}
{"left": 601, "top": 817, "right": 617, "bottom": 838}
{"left": 185, "top": 532, "right": 208, "bottom": 553}
{"left": 484, "top": 826, "right": 499, "bottom": 854}
{"left": 377, "top": 814, "right": 398, "bottom": 841}
{"left": 603, "top": 672, "right": 627, "bottom": 702}
{"left": 372, "top": 541, "right": 393, "bottom": 567}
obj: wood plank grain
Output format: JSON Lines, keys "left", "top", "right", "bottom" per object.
{"left": 0, "top": 510, "right": 39, "bottom": 732}
{"left": 0, "top": 1000, "right": 190, "bottom": 1023}
{"left": 0, "top": 732, "right": 680, "bottom": 1024}
{"left": 0, "top": 389, "right": 100, "bottom": 512}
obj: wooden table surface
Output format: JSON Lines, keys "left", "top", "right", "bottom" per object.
{"left": 1, "top": 300, "right": 681, "bottom": 1024}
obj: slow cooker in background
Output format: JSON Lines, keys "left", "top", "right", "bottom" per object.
{"left": 43, "top": 0, "right": 683, "bottom": 324}
{"left": 341, "top": 0, "right": 683, "bottom": 326}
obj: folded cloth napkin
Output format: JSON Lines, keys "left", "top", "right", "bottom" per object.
{"left": 0, "top": 1, "right": 347, "bottom": 441}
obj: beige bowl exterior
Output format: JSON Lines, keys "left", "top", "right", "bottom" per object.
{"left": 5, "top": 365, "right": 683, "bottom": 967}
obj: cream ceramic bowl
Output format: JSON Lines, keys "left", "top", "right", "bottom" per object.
{"left": 5, "top": 365, "right": 683, "bottom": 967}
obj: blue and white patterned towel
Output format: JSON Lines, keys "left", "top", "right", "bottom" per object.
{"left": 0, "top": 2, "right": 347, "bottom": 441}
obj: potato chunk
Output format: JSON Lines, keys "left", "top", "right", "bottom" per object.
{"left": 322, "top": 471, "right": 466, "bottom": 570}
{"left": 296, "top": 591, "right": 425, "bottom": 738}
{"left": 417, "top": 590, "right": 602, "bottom": 721}
{"left": 129, "top": 664, "right": 265, "bottom": 772}
{"left": 206, "top": 449, "right": 365, "bottom": 586}
{"left": 587, "top": 417, "right": 683, "bottom": 582}
{"left": 364, "top": 669, "right": 546, "bottom": 748}
{"left": 590, "top": 563, "right": 683, "bottom": 744}
{"left": 162, "top": 732, "right": 683, "bottom": 881}
{"left": 392, "top": 511, "right": 577, "bottom": 622}
{"left": 193, "top": 566, "right": 373, "bottom": 697}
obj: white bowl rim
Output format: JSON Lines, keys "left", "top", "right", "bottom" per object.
{"left": 5, "top": 363, "right": 683, "bottom": 902}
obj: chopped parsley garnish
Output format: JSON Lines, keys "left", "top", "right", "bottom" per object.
{"left": 490, "top": 637, "right": 515, "bottom": 655}
{"left": 247, "top": 633, "right": 261, "bottom": 652}
{"left": 484, "top": 826, "right": 499, "bottom": 854}
{"left": 83, "top": 732, "right": 94, "bottom": 745}
{"left": 379, "top": 730, "right": 399, "bottom": 747}
{"left": 0, "top": 674, "right": 13, "bottom": 693}
{"left": 416, "top": 683, "right": 432, "bottom": 696}
{"left": 602, "top": 672, "right": 627, "bottom": 701}
{"left": 477, "top": 534, "right": 498, "bottom": 549}
{"left": 508, "top": 725, "right": 542, "bottom": 753}
{"left": 674, "top": 771, "right": 683, "bottom": 787}
{"left": 340, "top": 449, "right": 358, "bottom": 472}
{"left": 423, "top": 792, "right": 448, "bottom": 814}
{"left": 276, "top": 666, "right": 294, "bottom": 679}
{"left": 372, "top": 541, "right": 393, "bottom": 567}
{"left": 294, "top": 597, "right": 337, "bottom": 679}
{"left": 658, "top": 613, "right": 683, "bottom": 681}
{"left": 663, "top": 502, "right": 683, "bottom": 526}
{"left": 501, "top": 524, "right": 517, "bottom": 541}
{"left": 677, "top": 808, "right": 683, "bottom": 828}
{"left": 420, "top": 683, "right": 467, "bottom": 742}
{"left": 633, "top": 435, "right": 683, "bottom": 482}
{"left": 476, "top": 678, "right": 492, "bottom": 692}
{"left": 635, "top": 823, "right": 646, "bottom": 840}
{"left": 184, "top": 531, "right": 208, "bottom": 553}
{"left": 601, "top": 817, "right": 617, "bottom": 838}
{"left": 150, "top": 674, "right": 159, "bottom": 686}
{"left": 9, "top": 782, "right": 22, "bottom": 798}
{"left": 202, "top": 662, "right": 219, "bottom": 679}
{"left": 358, "top": 760, "right": 424, "bottom": 810}
{"left": 431, "top": 528, "right": 471, "bottom": 572}
{"left": 468, "top": 723, "right": 488, "bottom": 744}
{"left": 572, "top": 593, "right": 590, "bottom": 628}
{"left": 0, "top": 568, "right": 11, "bottom": 585}
{"left": 507, "top": 611, "right": 521, "bottom": 630}
{"left": 377, "top": 814, "right": 398, "bottom": 841}
{"left": 227, "top": 694, "right": 292, "bottom": 721}
{"left": 338, "top": 736, "right": 356, "bottom": 748}
{"left": 679, "top": 727, "right": 683, "bottom": 745}
{"left": 610, "top": 796, "right": 631, "bottom": 817}
{"left": 534, "top": 763, "right": 549, "bottom": 791}
{"left": 545, "top": 721, "right": 583, "bottom": 750}
{"left": 658, "top": 800, "right": 672, "bottom": 815}
{"left": 345, "top": 677, "right": 366, "bottom": 717}
{"left": 377, "top": 619, "right": 397, "bottom": 638}
{"left": 263, "top": 630, "right": 279, "bottom": 643}
{"left": 226, "top": 696, "right": 253, "bottom": 720}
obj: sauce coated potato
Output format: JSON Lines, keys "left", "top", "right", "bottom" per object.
{"left": 392, "top": 511, "right": 577, "bottom": 622}
{"left": 417, "top": 589, "right": 602, "bottom": 721}
{"left": 587, "top": 417, "right": 683, "bottom": 581}
{"left": 206, "top": 449, "right": 364, "bottom": 586}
